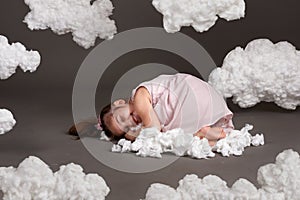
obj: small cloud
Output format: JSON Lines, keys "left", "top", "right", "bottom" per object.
{"left": 0, "top": 108, "right": 16, "bottom": 135}
{"left": 0, "top": 35, "right": 40, "bottom": 80}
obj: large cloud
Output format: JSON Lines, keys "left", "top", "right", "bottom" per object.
{"left": 152, "top": 0, "right": 245, "bottom": 33}
{"left": 0, "top": 35, "right": 40, "bottom": 80}
{"left": 143, "top": 149, "right": 300, "bottom": 200}
{"left": 23, "top": 0, "right": 117, "bottom": 49}
{"left": 0, "top": 108, "right": 16, "bottom": 135}
{"left": 0, "top": 156, "right": 110, "bottom": 200}
{"left": 209, "top": 39, "right": 300, "bottom": 110}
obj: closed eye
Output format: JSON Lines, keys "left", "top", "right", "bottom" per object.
{"left": 116, "top": 115, "right": 122, "bottom": 123}
{"left": 117, "top": 115, "right": 127, "bottom": 124}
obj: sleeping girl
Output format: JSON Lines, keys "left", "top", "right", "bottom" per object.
{"left": 69, "top": 73, "right": 234, "bottom": 146}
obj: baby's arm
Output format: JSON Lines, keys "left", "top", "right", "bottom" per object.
{"left": 133, "top": 87, "right": 161, "bottom": 130}
{"left": 124, "top": 87, "right": 161, "bottom": 141}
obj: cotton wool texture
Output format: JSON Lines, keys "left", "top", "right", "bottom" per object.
{"left": 110, "top": 124, "right": 264, "bottom": 159}
{"left": 24, "top": 0, "right": 117, "bottom": 49}
{"left": 0, "top": 109, "right": 16, "bottom": 135}
{"left": 0, "top": 35, "right": 40, "bottom": 80}
{"left": 143, "top": 149, "right": 300, "bottom": 200}
{"left": 0, "top": 156, "right": 110, "bottom": 200}
{"left": 209, "top": 39, "right": 300, "bottom": 110}
{"left": 152, "top": 0, "right": 245, "bottom": 33}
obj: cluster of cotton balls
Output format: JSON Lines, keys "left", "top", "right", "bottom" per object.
{"left": 110, "top": 124, "right": 264, "bottom": 159}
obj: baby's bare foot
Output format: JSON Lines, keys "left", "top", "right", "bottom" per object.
{"left": 202, "top": 127, "right": 226, "bottom": 140}
{"left": 194, "top": 126, "right": 227, "bottom": 146}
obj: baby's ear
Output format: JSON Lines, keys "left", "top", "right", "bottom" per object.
{"left": 112, "top": 99, "right": 126, "bottom": 106}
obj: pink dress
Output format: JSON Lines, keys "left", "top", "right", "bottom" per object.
{"left": 131, "top": 73, "right": 233, "bottom": 134}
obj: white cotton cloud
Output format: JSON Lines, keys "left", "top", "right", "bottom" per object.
{"left": 0, "top": 108, "right": 16, "bottom": 135}
{"left": 109, "top": 124, "right": 264, "bottom": 159}
{"left": 209, "top": 39, "right": 300, "bottom": 110}
{"left": 0, "top": 35, "right": 40, "bottom": 80}
{"left": 23, "top": 0, "right": 117, "bottom": 49}
{"left": 0, "top": 156, "right": 110, "bottom": 200}
{"left": 152, "top": 0, "right": 245, "bottom": 33}
{"left": 143, "top": 149, "right": 300, "bottom": 200}
{"left": 257, "top": 149, "right": 300, "bottom": 199}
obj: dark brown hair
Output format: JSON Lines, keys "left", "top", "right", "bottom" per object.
{"left": 68, "top": 104, "right": 124, "bottom": 141}
{"left": 99, "top": 104, "right": 113, "bottom": 138}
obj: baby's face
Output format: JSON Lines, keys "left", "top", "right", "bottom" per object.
{"left": 111, "top": 103, "right": 139, "bottom": 133}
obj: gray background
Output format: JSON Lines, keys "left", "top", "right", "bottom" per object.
{"left": 0, "top": 0, "right": 300, "bottom": 199}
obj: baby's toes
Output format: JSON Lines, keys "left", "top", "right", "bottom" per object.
{"left": 218, "top": 129, "right": 226, "bottom": 139}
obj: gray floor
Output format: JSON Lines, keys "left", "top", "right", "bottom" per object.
{"left": 1, "top": 0, "right": 300, "bottom": 199}
{"left": 1, "top": 91, "right": 299, "bottom": 199}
